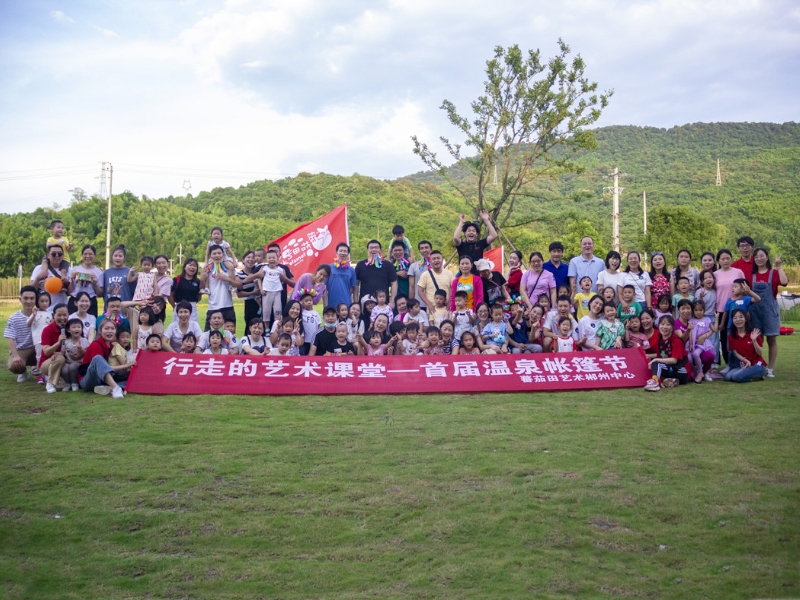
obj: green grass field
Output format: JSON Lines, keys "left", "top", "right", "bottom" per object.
{"left": 1, "top": 301, "right": 798, "bottom": 599}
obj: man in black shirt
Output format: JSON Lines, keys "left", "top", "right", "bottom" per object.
{"left": 355, "top": 240, "right": 398, "bottom": 307}
{"left": 453, "top": 211, "right": 498, "bottom": 274}
{"left": 309, "top": 306, "right": 339, "bottom": 355}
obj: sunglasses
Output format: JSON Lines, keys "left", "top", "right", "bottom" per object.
{"left": 651, "top": 251, "right": 664, "bottom": 257}
{"left": 50, "top": 252, "right": 63, "bottom": 257}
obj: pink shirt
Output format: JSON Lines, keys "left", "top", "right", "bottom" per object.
{"left": 713, "top": 267, "right": 745, "bottom": 313}
{"left": 521, "top": 269, "right": 556, "bottom": 303}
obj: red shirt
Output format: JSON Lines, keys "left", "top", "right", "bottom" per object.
{"left": 507, "top": 268, "right": 523, "bottom": 297}
{"left": 657, "top": 333, "right": 686, "bottom": 362}
{"left": 732, "top": 256, "right": 753, "bottom": 274}
{"left": 81, "top": 338, "right": 112, "bottom": 366}
{"left": 39, "top": 322, "right": 64, "bottom": 367}
{"left": 645, "top": 329, "right": 660, "bottom": 353}
{"left": 727, "top": 330, "right": 765, "bottom": 366}
{"left": 752, "top": 269, "right": 782, "bottom": 299}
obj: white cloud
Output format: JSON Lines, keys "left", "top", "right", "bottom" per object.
{"left": 50, "top": 10, "right": 74, "bottom": 24}
{"left": 93, "top": 25, "right": 119, "bottom": 38}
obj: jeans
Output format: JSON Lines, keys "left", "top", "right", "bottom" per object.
{"left": 724, "top": 364, "right": 767, "bottom": 383}
{"left": 79, "top": 355, "right": 115, "bottom": 391}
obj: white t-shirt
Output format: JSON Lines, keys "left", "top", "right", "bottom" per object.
{"left": 197, "top": 329, "right": 234, "bottom": 351}
{"left": 31, "top": 311, "right": 53, "bottom": 345}
{"left": 63, "top": 337, "right": 90, "bottom": 364}
{"left": 241, "top": 334, "right": 272, "bottom": 353}
{"left": 164, "top": 320, "right": 203, "bottom": 351}
{"left": 302, "top": 310, "right": 321, "bottom": 345}
{"left": 207, "top": 269, "right": 233, "bottom": 310}
{"left": 68, "top": 265, "right": 104, "bottom": 299}
{"left": 596, "top": 270, "right": 623, "bottom": 298}
{"left": 260, "top": 265, "right": 284, "bottom": 293}
{"left": 203, "top": 348, "right": 229, "bottom": 355}
{"left": 403, "top": 311, "right": 430, "bottom": 327}
{"left": 618, "top": 271, "right": 652, "bottom": 303}
{"left": 68, "top": 312, "right": 95, "bottom": 339}
{"left": 578, "top": 315, "right": 601, "bottom": 347}
{"left": 31, "top": 265, "right": 68, "bottom": 306}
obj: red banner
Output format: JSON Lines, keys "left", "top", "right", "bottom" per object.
{"left": 126, "top": 349, "right": 650, "bottom": 396}
{"left": 484, "top": 245, "right": 504, "bottom": 273}
{"left": 267, "top": 204, "right": 348, "bottom": 275}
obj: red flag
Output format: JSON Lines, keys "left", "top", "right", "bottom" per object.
{"left": 484, "top": 245, "right": 504, "bottom": 273}
{"left": 267, "top": 205, "right": 348, "bottom": 275}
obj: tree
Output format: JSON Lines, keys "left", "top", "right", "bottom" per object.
{"left": 641, "top": 206, "right": 726, "bottom": 262}
{"left": 412, "top": 40, "right": 611, "bottom": 231}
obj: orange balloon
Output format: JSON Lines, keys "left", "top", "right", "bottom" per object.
{"left": 44, "top": 277, "right": 63, "bottom": 295}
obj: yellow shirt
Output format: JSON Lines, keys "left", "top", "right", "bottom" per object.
{"left": 417, "top": 269, "right": 455, "bottom": 308}
{"left": 574, "top": 292, "right": 594, "bottom": 321}
{"left": 47, "top": 236, "right": 72, "bottom": 262}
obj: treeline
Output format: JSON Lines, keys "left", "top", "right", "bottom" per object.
{"left": 0, "top": 122, "right": 798, "bottom": 278}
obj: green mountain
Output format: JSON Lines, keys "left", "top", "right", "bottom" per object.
{"left": 1, "top": 122, "right": 798, "bottom": 279}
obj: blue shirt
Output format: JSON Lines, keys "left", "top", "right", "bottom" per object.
{"left": 327, "top": 264, "right": 357, "bottom": 308}
{"left": 567, "top": 255, "right": 605, "bottom": 293}
{"left": 725, "top": 296, "right": 753, "bottom": 328}
{"left": 543, "top": 261, "right": 569, "bottom": 290}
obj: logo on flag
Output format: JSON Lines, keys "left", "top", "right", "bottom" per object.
{"left": 268, "top": 205, "right": 348, "bottom": 274}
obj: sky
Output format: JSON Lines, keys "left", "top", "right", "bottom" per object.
{"left": 1, "top": 0, "right": 798, "bottom": 214}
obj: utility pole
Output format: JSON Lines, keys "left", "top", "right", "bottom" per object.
{"left": 178, "top": 244, "right": 183, "bottom": 265}
{"left": 716, "top": 159, "right": 722, "bottom": 186}
{"left": 642, "top": 190, "right": 648, "bottom": 266}
{"left": 103, "top": 163, "right": 114, "bottom": 269}
{"left": 604, "top": 167, "right": 626, "bottom": 253}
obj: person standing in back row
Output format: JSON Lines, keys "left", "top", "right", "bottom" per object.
{"left": 453, "top": 212, "right": 498, "bottom": 274}
{"left": 568, "top": 236, "right": 605, "bottom": 295}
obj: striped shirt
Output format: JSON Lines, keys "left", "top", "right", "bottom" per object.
{"left": 3, "top": 310, "right": 34, "bottom": 349}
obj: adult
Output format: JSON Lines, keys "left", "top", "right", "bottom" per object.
{"left": 4, "top": 286, "right": 38, "bottom": 381}
{"left": 200, "top": 244, "right": 242, "bottom": 330}
{"left": 103, "top": 244, "right": 132, "bottom": 303}
{"left": 164, "top": 301, "right": 203, "bottom": 351}
{"left": 639, "top": 309, "right": 659, "bottom": 359}
{"left": 596, "top": 251, "right": 623, "bottom": 301}
{"left": 749, "top": 248, "right": 788, "bottom": 377}
{"left": 30, "top": 245, "right": 70, "bottom": 307}
{"left": 519, "top": 252, "right": 556, "bottom": 310}
{"left": 699, "top": 252, "right": 717, "bottom": 274}
{"left": 618, "top": 251, "right": 652, "bottom": 309}
{"left": 505, "top": 250, "right": 524, "bottom": 298}
{"left": 236, "top": 251, "right": 261, "bottom": 335}
{"left": 732, "top": 236, "right": 755, "bottom": 273}
{"left": 355, "top": 240, "right": 398, "bottom": 306}
{"left": 453, "top": 211, "right": 498, "bottom": 274}
{"left": 417, "top": 250, "right": 455, "bottom": 312}
{"left": 292, "top": 265, "right": 331, "bottom": 305}
{"left": 407, "top": 240, "right": 433, "bottom": 306}
{"left": 644, "top": 315, "right": 689, "bottom": 391}
{"left": 372, "top": 314, "right": 392, "bottom": 344}
{"left": 79, "top": 319, "right": 135, "bottom": 398}
{"left": 327, "top": 242, "right": 357, "bottom": 308}
{"left": 390, "top": 241, "right": 414, "bottom": 300}
{"left": 39, "top": 303, "right": 70, "bottom": 393}
{"left": 270, "top": 299, "right": 303, "bottom": 340}
{"left": 450, "top": 256, "right": 484, "bottom": 311}
{"left": 476, "top": 258, "right": 508, "bottom": 307}
{"left": 725, "top": 309, "right": 767, "bottom": 383}
{"left": 568, "top": 237, "right": 605, "bottom": 294}
{"left": 67, "top": 244, "right": 104, "bottom": 316}
{"left": 171, "top": 258, "right": 202, "bottom": 323}
{"left": 543, "top": 241, "right": 569, "bottom": 290}
{"left": 713, "top": 249, "right": 745, "bottom": 365}
{"left": 154, "top": 255, "right": 173, "bottom": 302}
{"left": 649, "top": 252, "right": 671, "bottom": 301}
{"left": 670, "top": 249, "right": 699, "bottom": 295}
{"left": 266, "top": 243, "right": 295, "bottom": 309}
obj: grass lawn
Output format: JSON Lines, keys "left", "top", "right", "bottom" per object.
{"left": 1, "top": 301, "right": 798, "bottom": 599}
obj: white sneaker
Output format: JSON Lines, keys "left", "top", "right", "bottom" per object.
{"left": 111, "top": 386, "right": 125, "bottom": 399}
{"left": 93, "top": 385, "right": 111, "bottom": 396}
{"left": 46, "top": 383, "right": 57, "bottom": 394}
{"left": 766, "top": 368, "right": 775, "bottom": 378}
{"left": 71, "top": 384, "right": 80, "bottom": 392}
{"left": 16, "top": 373, "right": 28, "bottom": 383}
{"left": 61, "top": 384, "right": 70, "bottom": 392}
{"left": 704, "top": 373, "right": 713, "bottom": 382}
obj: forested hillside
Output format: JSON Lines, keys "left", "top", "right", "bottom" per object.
{"left": 0, "top": 122, "right": 797, "bottom": 278}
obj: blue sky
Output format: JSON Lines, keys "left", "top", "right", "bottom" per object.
{"left": 1, "top": 0, "right": 798, "bottom": 213}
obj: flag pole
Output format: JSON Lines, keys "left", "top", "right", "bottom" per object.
{"left": 344, "top": 203, "right": 350, "bottom": 247}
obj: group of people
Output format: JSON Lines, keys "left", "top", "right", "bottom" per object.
{"left": 3, "top": 217, "right": 789, "bottom": 396}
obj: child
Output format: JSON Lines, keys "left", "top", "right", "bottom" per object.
{"left": 310, "top": 306, "right": 340, "bottom": 356}
{"left": 69, "top": 291, "right": 95, "bottom": 341}
{"left": 145, "top": 333, "right": 164, "bottom": 352}
{"left": 370, "top": 290, "right": 394, "bottom": 324}
{"left": 724, "top": 279, "right": 761, "bottom": 330}
{"left": 601, "top": 286, "right": 617, "bottom": 308}
{"left": 616, "top": 285, "right": 643, "bottom": 324}
{"left": 573, "top": 276, "right": 594, "bottom": 320}
{"left": 180, "top": 332, "right": 200, "bottom": 354}
{"left": 128, "top": 256, "right": 159, "bottom": 304}
{"left": 358, "top": 329, "right": 386, "bottom": 356}
{"left": 696, "top": 269, "right": 719, "bottom": 369}
{"left": 346, "top": 303, "right": 365, "bottom": 343}
{"left": 725, "top": 309, "right": 767, "bottom": 383}
{"left": 625, "top": 315, "right": 649, "bottom": 350}
{"left": 256, "top": 248, "right": 285, "bottom": 324}
{"left": 360, "top": 295, "right": 377, "bottom": 330}
{"left": 528, "top": 305, "right": 545, "bottom": 351}
{"left": 385, "top": 321, "right": 407, "bottom": 355}
{"left": 62, "top": 318, "right": 89, "bottom": 391}
{"left": 205, "top": 226, "right": 237, "bottom": 270}
{"left": 671, "top": 277, "right": 695, "bottom": 312}
{"left": 596, "top": 302, "right": 625, "bottom": 350}
{"left": 241, "top": 319, "right": 271, "bottom": 355}
{"left": 110, "top": 327, "right": 137, "bottom": 384}
{"left": 439, "top": 320, "right": 455, "bottom": 355}
{"left": 47, "top": 220, "right": 75, "bottom": 263}
{"left": 418, "top": 326, "right": 444, "bottom": 355}
{"left": 554, "top": 316, "right": 581, "bottom": 353}
{"left": 336, "top": 303, "right": 350, "bottom": 324}
{"left": 27, "top": 292, "right": 52, "bottom": 382}
{"left": 279, "top": 317, "right": 304, "bottom": 356}
{"left": 268, "top": 333, "right": 293, "bottom": 356}
{"left": 458, "top": 331, "right": 481, "bottom": 355}
{"left": 203, "top": 330, "right": 228, "bottom": 355}
{"left": 327, "top": 323, "right": 357, "bottom": 356}
{"left": 450, "top": 291, "right": 476, "bottom": 349}
{"left": 402, "top": 322, "right": 422, "bottom": 355}
{"left": 674, "top": 299, "right": 694, "bottom": 343}
{"left": 432, "top": 289, "right": 449, "bottom": 327}
{"left": 508, "top": 302, "right": 539, "bottom": 354}
{"left": 299, "top": 293, "right": 321, "bottom": 354}
{"left": 136, "top": 307, "right": 156, "bottom": 351}
{"left": 689, "top": 300, "right": 717, "bottom": 383}
{"left": 403, "top": 298, "right": 430, "bottom": 328}
{"left": 537, "top": 293, "right": 551, "bottom": 314}
{"left": 654, "top": 294, "right": 672, "bottom": 322}
{"left": 644, "top": 315, "right": 689, "bottom": 391}
{"left": 390, "top": 224, "right": 414, "bottom": 262}
{"left": 481, "top": 304, "right": 509, "bottom": 354}
{"left": 223, "top": 320, "right": 239, "bottom": 355}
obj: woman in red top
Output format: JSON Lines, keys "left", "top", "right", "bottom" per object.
{"left": 649, "top": 252, "right": 671, "bottom": 300}
{"left": 40, "top": 303, "right": 69, "bottom": 393}
{"left": 639, "top": 309, "right": 659, "bottom": 360}
{"left": 644, "top": 314, "right": 688, "bottom": 391}
{"left": 79, "top": 319, "right": 136, "bottom": 398}
{"left": 505, "top": 250, "right": 524, "bottom": 298}
{"left": 724, "top": 309, "right": 767, "bottom": 383}
{"left": 749, "top": 248, "right": 788, "bottom": 377}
